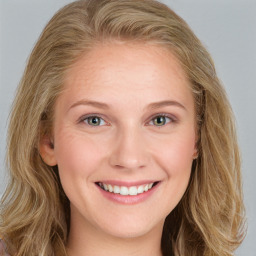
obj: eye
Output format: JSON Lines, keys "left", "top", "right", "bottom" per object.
{"left": 149, "top": 115, "right": 173, "bottom": 126}
{"left": 82, "top": 116, "right": 106, "bottom": 126}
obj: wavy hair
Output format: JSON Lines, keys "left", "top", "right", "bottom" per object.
{"left": 0, "top": 0, "right": 246, "bottom": 255}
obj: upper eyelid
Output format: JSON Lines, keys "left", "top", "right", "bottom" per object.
{"left": 147, "top": 113, "right": 177, "bottom": 123}
{"left": 78, "top": 113, "right": 107, "bottom": 122}
{"left": 79, "top": 115, "right": 109, "bottom": 127}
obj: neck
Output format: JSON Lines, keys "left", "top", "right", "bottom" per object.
{"left": 66, "top": 209, "right": 164, "bottom": 256}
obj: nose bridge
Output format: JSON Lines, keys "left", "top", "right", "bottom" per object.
{"left": 109, "top": 123, "right": 149, "bottom": 170}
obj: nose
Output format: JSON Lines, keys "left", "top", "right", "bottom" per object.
{"left": 109, "top": 127, "right": 149, "bottom": 171}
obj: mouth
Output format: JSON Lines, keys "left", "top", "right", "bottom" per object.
{"left": 95, "top": 181, "right": 159, "bottom": 196}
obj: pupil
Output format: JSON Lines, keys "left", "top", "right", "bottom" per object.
{"left": 90, "top": 117, "right": 99, "bottom": 125}
{"left": 155, "top": 116, "right": 165, "bottom": 126}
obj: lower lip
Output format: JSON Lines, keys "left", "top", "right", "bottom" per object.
{"left": 96, "top": 183, "right": 160, "bottom": 205}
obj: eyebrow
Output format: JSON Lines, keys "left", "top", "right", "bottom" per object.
{"left": 69, "top": 99, "right": 110, "bottom": 110}
{"left": 69, "top": 99, "right": 186, "bottom": 111}
{"left": 146, "top": 100, "right": 187, "bottom": 111}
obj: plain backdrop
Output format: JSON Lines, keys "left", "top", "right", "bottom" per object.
{"left": 0, "top": 0, "right": 255, "bottom": 255}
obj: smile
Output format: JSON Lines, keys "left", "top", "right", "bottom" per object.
{"left": 96, "top": 182, "right": 158, "bottom": 196}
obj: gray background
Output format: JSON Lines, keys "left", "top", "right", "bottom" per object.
{"left": 0, "top": 0, "right": 255, "bottom": 255}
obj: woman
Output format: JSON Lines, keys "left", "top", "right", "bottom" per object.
{"left": 0, "top": 0, "right": 246, "bottom": 255}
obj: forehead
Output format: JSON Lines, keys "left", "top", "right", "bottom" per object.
{"left": 60, "top": 42, "right": 192, "bottom": 107}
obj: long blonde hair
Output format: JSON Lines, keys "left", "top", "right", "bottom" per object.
{"left": 0, "top": 0, "right": 246, "bottom": 255}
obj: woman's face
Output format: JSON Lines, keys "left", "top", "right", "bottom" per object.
{"left": 41, "top": 42, "right": 197, "bottom": 239}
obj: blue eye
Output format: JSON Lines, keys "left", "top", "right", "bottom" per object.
{"left": 83, "top": 116, "right": 106, "bottom": 126}
{"left": 150, "top": 115, "right": 172, "bottom": 126}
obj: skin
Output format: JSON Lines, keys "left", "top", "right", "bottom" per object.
{"left": 40, "top": 42, "right": 197, "bottom": 256}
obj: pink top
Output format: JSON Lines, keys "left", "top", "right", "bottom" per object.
{"left": 0, "top": 239, "right": 9, "bottom": 256}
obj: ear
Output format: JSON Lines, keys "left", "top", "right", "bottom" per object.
{"left": 39, "top": 136, "right": 57, "bottom": 166}
{"left": 192, "top": 147, "right": 198, "bottom": 160}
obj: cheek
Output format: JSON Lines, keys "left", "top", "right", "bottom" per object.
{"left": 53, "top": 130, "right": 109, "bottom": 210}
{"left": 54, "top": 130, "right": 105, "bottom": 180}
{"left": 155, "top": 133, "right": 195, "bottom": 211}
{"left": 153, "top": 131, "right": 196, "bottom": 175}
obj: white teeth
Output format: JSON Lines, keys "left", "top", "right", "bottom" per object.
{"left": 99, "top": 182, "right": 156, "bottom": 196}
{"left": 120, "top": 186, "right": 129, "bottom": 195}
{"left": 137, "top": 185, "right": 144, "bottom": 194}
{"left": 103, "top": 183, "right": 108, "bottom": 191}
{"left": 108, "top": 184, "right": 113, "bottom": 192}
{"left": 129, "top": 186, "right": 138, "bottom": 196}
{"left": 113, "top": 185, "right": 120, "bottom": 194}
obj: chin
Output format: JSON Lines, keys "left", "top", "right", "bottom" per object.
{"left": 96, "top": 214, "right": 164, "bottom": 240}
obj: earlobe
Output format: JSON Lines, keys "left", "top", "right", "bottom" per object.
{"left": 39, "top": 136, "right": 57, "bottom": 166}
{"left": 192, "top": 142, "right": 198, "bottom": 160}
{"left": 193, "top": 150, "right": 198, "bottom": 160}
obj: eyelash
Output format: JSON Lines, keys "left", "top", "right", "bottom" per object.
{"left": 147, "top": 114, "right": 175, "bottom": 126}
{"left": 79, "top": 113, "right": 177, "bottom": 127}
{"left": 80, "top": 114, "right": 108, "bottom": 127}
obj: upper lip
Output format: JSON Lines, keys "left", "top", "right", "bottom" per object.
{"left": 95, "top": 180, "right": 159, "bottom": 187}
